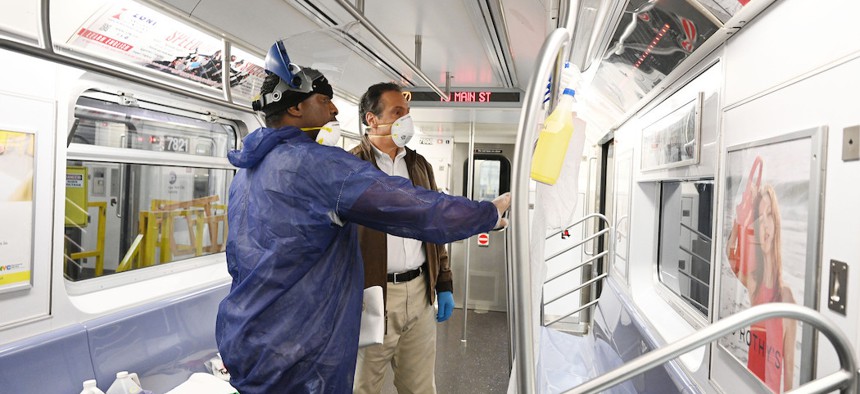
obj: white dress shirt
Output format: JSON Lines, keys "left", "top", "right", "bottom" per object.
{"left": 371, "top": 145, "right": 427, "bottom": 273}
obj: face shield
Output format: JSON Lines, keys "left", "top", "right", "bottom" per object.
{"left": 252, "top": 41, "right": 334, "bottom": 116}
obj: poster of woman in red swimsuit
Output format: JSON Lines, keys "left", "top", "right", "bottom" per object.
{"left": 718, "top": 129, "right": 824, "bottom": 393}
{"left": 725, "top": 178, "right": 797, "bottom": 392}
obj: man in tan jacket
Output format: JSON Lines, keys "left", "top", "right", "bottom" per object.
{"left": 351, "top": 82, "right": 452, "bottom": 393}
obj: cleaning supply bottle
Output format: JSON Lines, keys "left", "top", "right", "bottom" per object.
{"left": 105, "top": 371, "right": 143, "bottom": 394}
{"left": 531, "top": 87, "right": 577, "bottom": 185}
{"left": 80, "top": 379, "right": 106, "bottom": 394}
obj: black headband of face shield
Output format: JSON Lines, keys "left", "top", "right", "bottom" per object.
{"left": 252, "top": 68, "right": 334, "bottom": 117}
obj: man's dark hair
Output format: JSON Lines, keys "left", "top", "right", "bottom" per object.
{"left": 359, "top": 82, "right": 402, "bottom": 126}
{"left": 257, "top": 68, "right": 333, "bottom": 127}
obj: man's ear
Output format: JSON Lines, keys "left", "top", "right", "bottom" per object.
{"left": 286, "top": 103, "right": 302, "bottom": 117}
{"left": 365, "top": 112, "right": 376, "bottom": 128}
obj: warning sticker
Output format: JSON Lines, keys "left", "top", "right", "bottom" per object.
{"left": 66, "top": 174, "right": 84, "bottom": 188}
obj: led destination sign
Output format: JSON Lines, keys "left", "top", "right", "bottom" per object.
{"left": 404, "top": 91, "right": 521, "bottom": 103}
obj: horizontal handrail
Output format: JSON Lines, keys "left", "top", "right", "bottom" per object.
{"left": 546, "top": 213, "right": 609, "bottom": 240}
{"left": 679, "top": 292, "right": 708, "bottom": 312}
{"left": 678, "top": 245, "right": 710, "bottom": 266}
{"left": 544, "top": 273, "right": 608, "bottom": 305}
{"left": 564, "top": 303, "right": 857, "bottom": 394}
{"left": 676, "top": 269, "right": 710, "bottom": 289}
{"left": 679, "top": 222, "right": 712, "bottom": 242}
{"left": 546, "top": 298, "right": 599, "bottom": 327}
{"left": 545, "top": 229, "right": 609, "bottom": 261}
{"left": 545, "top": 251, "right": 608, "bottom": 283}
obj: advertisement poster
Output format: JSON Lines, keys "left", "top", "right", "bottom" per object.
{"left": 65, "top": 1, "right": 266, "bottom": 103}
{"left": 718, "top": 130, "right": 824, "bottom": 392}
{"left": 0, "top": 130, "right": 35, "bottom": 292}
{"left": 641, "top": 94, "right": 701, "bottom": 171}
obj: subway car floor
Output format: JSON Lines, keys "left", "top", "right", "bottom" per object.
{"left": 378, "top": 308, "right": 511, "bottom": 393}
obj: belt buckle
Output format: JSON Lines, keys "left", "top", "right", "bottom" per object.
{"left": 391, "top": 267, "right": 419, "bottom": 284}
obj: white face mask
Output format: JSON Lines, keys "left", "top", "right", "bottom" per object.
{"left": 314, "top": 121, "right": 341, "bottom": 147}
{"left": 388, "top": 114, "right": 414, "bottom": 148}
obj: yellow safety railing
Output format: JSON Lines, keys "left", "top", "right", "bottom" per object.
{"left": 66, "top": 201, "right": 108, "bottom": 276}
{"left": 133, "top": 195, "right": 228, "bottom": 268}
{"left": 117, "top": 234, "right": 143, "bottom": 273}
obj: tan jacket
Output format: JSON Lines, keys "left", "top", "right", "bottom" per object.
{"left": 350, "top": 137, "right": 452, "bottom": 307}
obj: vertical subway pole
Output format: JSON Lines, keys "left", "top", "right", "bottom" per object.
{"left": 461, "top": 118, "right": 476, "bottom": 342}
{"left": 510, "top": 28, "right": 570, "bottom": 393}
{"left": 39, "top": 0, "right": 53, "bottom": 52}
{"left": 445, "top": 72, "right": 451, "bottom": 99}
{"left": 415, "top": 35, "right": 422, "bottom": 69}
{"left": 222, "top": 40, "right": 232, "bottom": 103}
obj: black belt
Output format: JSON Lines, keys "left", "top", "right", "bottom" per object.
{"left": 387, "top": 266, "right": 424, "bottom": 284}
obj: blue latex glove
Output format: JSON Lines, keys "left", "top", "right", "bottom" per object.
{"left": 436, "top": 291, "right": 454, "bottom": 322}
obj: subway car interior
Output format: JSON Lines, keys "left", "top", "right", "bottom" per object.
{"left": 0, "top": 0, "right": 858, "bottom": 392}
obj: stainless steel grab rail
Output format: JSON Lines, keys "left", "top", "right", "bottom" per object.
{"left": 540, "top": 212, "right": 611, "bottom": 331}
{"left": 545, "top": 213, "right": 609, "bottom": 240}
{"left": 563, "top": 303, "right": 857, "bottom": 394}
{"left": 680, "top": 221, "right": 713, "bottom": 242}
{"left": 544, "top": 250, "right": 607, "bottom": 283}
{"left": 545, "top": 230, "right": 609, "bottom": 262}
{"left": 509, "top": 27, "right": 571, "bottom": 393}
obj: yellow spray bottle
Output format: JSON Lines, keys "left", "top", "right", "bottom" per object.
{"left": 530, "top": 87, "right": 577, "bottom": 185}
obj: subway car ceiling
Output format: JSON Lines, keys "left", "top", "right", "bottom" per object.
{"left": 2, "top": 0, "right": 762, "bottom": 147}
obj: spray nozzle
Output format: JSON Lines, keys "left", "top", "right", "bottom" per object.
{"left": 559, "top": 62, "right": 582, "bottom": 91}
{"left": 559, "top": 62, "right": 584, "bottom": 108}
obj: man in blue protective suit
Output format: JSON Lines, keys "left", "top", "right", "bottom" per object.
{"left": 215, "top": 41, "right": 510, "bottom": 394}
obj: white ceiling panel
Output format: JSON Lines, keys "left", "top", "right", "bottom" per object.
{"left": 305, "top": 0, "right": 502, "bottom": 88}
{"left": 363, "top": 0, "right": 498, "bottom": 87}
{"left": 152, "top": 0, "right": 550, "bottom": 94}
{"left": 171, "top": 0, "right": 321, "bottom": 52}
{"left": 502, "top": 0, "right": 550, "bottom": 91}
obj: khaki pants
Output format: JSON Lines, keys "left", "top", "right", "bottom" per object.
{"left": 354, "top": 274, "right": 437, "bottom": 394}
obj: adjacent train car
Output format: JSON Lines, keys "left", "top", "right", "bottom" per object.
{"left": 0, "top": 0, "right": 858, "bottom": 393}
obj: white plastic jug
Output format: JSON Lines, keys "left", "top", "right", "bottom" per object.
{"left": 105, "top": 371, "right": 143, "bottom": 394}
{"left": 80, "top": 379, "right": 106, "bottom": 394}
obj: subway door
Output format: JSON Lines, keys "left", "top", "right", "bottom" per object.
{"left": 450, "top": 143, "right": 512, "bottom": 311}
{"left": 76, "top": 163, "right": 123, "bottom": 273}
{"left": 65, "top": 121, "right": 125, "bottom": 278}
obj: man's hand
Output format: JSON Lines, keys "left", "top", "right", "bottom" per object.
{"left": 436, "top": 291, "right": 455, "bottom": 322}
{"left": 492, "top": 192, "right": 511, "bottom": 229}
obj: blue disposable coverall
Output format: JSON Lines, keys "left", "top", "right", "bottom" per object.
{"left": 216, "top": 126, "right": 499, "bottom": 394}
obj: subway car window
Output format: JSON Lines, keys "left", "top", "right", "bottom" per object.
{"left": 72, "top": 96, "right": 235, "bottom": 156}
{"left": 64, "top": 94, "right": 236, "bottom": 281}
{"left": 475, "top": 160, "right": 501, "bottom": 200}
{"left": 463, "top": 154, "right": 511, "bottom": 201}
{"left": 658, "top": 180, "right": 714, "bottom": 315}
